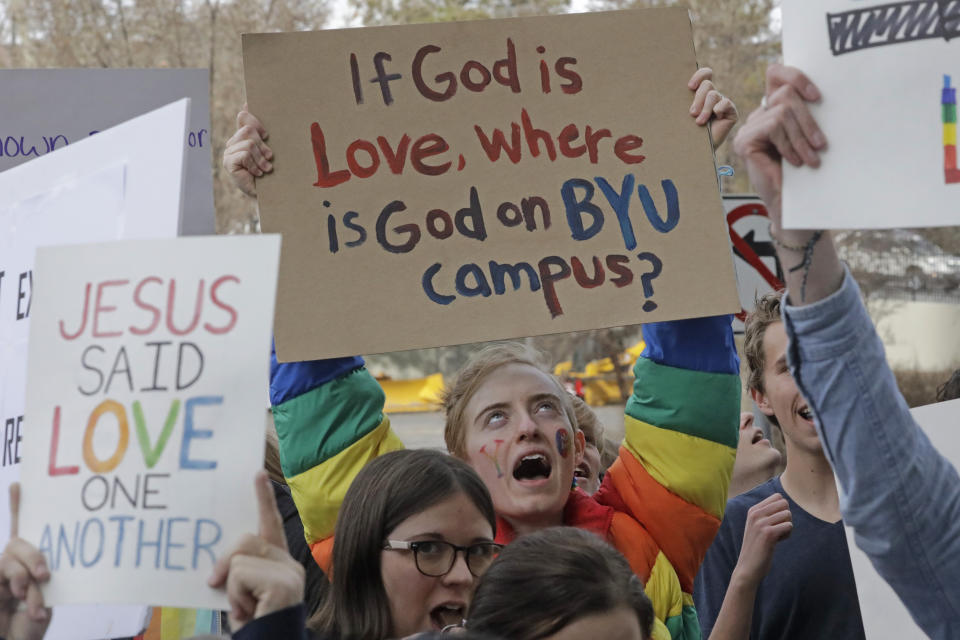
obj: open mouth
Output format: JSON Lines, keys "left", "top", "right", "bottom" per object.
{"left": 750, "top": 428, "right": 765, "bottom": 445}
{"left": 574, "top": 462, "right": 591, "bottom": 480}
{"left": 513, "top": 453, "right": 552, "bottom": 482}
{"left": 430, "top": 604, "right": 465, "bottom": 630}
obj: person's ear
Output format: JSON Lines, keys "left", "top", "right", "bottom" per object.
{"left": 574, "top": 428, "right": 586, "bottom": 465}
{"left": 750, "top": 387, "right": 775, "bottom": 418}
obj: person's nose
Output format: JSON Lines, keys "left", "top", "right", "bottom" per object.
{"left": 442, "top": 549, "right": 474, "bottom": 587}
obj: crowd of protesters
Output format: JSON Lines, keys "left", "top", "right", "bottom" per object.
{"left": 1, "top": 10, "right": 958, "bottom": 640}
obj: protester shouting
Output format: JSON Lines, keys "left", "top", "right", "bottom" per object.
{"left": 306, "top": 449, "right": 499, "bottom": 637}
{"left": 695, "top": 287, "right": 867, "bottom": 639}
{"left": 732, "top": 62, "right": 960, "bottom": 639}
{"left": 231, "top": 68, "right": 740, "bottom": 640}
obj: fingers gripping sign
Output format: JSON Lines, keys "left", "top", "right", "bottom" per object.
{"left": 733, "top": 65, "right": 828, "bottom": 222}
{"left": 0, "top": 483, "right": 52, "bottom": 639}
{"left": 223, "top": 104, "right": 274, "bottom": 198}
{"left": 207, "top": 472, "right": 304, "bottom": 631}
{"left": 688, "top": 67, "right": 739, "bottom": 147}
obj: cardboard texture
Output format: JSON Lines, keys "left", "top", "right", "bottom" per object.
{"left": 19, "top": 235, "right": 281, "bottom": 610}
{"left": 782, "top": 1, "right": 960, "bottom": 229}
{"left": 0, "top": 69, "right": 215, "bottom": 236}
{"left": 845, "top": 398, "right": 960, "bottom": 638}
{"left": 243, "top": 9, "right": 739, "bottom": 362}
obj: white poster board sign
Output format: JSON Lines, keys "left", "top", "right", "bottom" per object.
{"left": 19, "top": 235, "right": 280, "bottom": 609}
{"left": 782, "top": 1, "right": 960, "bottom": 229}
{"left": 847, "top": 398, "right": 960, "bottom": 638}
{"left": 723, "top": 196, "right": 783, "bottom": 333}
{"left": 0, "top": 68, "right": 215, "bottom": 236}
{"left": 0, "top": 100, "right": 190, "bottom": 639}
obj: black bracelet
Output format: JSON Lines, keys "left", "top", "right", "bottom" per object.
{"left": 768, "top": 223, "right": 823, "bottom": 252}
{"left": 785, "top": 230, "right": 825, "bottom": 302}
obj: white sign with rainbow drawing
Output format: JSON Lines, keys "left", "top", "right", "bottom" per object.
{"left": 782, "top": 1, "right": 960, "bottom": 229}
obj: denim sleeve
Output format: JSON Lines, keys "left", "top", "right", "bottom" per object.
{"left": 782, "top": 267, "right": 960, "bottom": 639}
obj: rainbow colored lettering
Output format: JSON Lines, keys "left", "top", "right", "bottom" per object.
{"left": 479, "top": 439, "right": 505, "bottom": 478}
{"left": 944, "top": 75, "right": 960, "bottom": 184}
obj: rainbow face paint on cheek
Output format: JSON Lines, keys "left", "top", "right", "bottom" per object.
{"left": 479, "top": 439, "right": 505, "bottom": 478}
{"left": 555, "top": 429, "right": 570, "bottom": 458}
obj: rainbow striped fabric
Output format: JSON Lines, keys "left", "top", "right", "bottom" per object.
{"left": 269, "top": 315, "right": 739, "bottom": 640}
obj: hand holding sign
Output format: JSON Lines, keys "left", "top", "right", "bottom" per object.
{"left": 223, "top": 105, "right": 274, "bottom": 198}
{"left": 0, "top": 484, "right": 51, "bottom": 640}
{"left": 733, "top": 65, "right": 827, "bottom": 223}
{"left": 243, "top": 10, "right": 742, "bottom": 360}
{"left": 208, "top": 471, "right": 305, "bottom": 631}
{"left": 687, "top": 67, "right": 739, "bottom": 145}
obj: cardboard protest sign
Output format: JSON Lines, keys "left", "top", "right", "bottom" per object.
{"left": 243, "top": 9, "right": 739, "bottom": 362}
{"left": 846, "top": 398, "right": 960, "bottom": 638}
{"left": 0, "top": 69, "right": 215, "bottom": 235}
{"left": 723, "top": 196, "right": 783, "bottom": 333}
{"left": 18, "top": 235, "right": 280, "bottom": 609}
{"left": 782, "top": 1, "right": 960, "bottom": 229}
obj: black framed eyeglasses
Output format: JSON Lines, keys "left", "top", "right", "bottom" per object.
{"left": 383, "top": 540, "right": 502, "bottom": 578}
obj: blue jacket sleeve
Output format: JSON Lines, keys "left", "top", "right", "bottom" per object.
{"left": 782, "top": 267, "right": 960, "bottom": 639}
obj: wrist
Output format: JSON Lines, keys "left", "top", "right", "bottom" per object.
{"left": 768, "top": 223, "right": 824, "bottom": 250}
{"left": 729, "top": 564, "right": 763, "bottom": 593}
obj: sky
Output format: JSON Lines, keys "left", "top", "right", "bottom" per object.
{"left": 328, "top": 1, "right": 782, "bottom": 32}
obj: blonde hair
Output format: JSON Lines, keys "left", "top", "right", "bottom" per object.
{"left": 442, "top": 343, "right": 576, "bottom": 457}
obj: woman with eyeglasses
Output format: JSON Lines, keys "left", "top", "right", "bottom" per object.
{"left": 308, "top": 448, "right": 500, "bottom": 638}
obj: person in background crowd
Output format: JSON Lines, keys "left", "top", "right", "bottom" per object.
{"left": 734, "top": 62, "right": 960, "bottom": 639}
{"left": 570, "top": 395, "right": 606, "bottom": 495}
{"left": 695, "top": 288, "right": 866, "bottom": 639}
{"left": 727, "top": 411, "right": 782, "bottom": 500}
{"left": 264, "top": 418, "right": 329, "bottom": 619}
{"left": 238, "top": 67, "right": 742, "bottom": 640}
{"left": 937, "top": 368, "right": 960, "bottom": 402}
{"left": 307, "top": 449, "right": 499, "bottom": 638}
{"left": 466, "top": 527, "right": 654, "bottom": 640}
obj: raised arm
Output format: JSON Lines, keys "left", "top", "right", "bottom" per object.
{"left": 597, "top": 313, "right": 740, "bottom": 640}
{"left": 734, "top": 63, "right": 960, "bottom": 638}
{"left": 270, "top": 351, "right": 403, "bottom": 571}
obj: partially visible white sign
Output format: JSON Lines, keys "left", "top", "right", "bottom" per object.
{"left": 782, "top": 1, "right": 960, "bottom": 229}
{"left": 847, "top": 398, "right": 960, "bottom": 639}
{"left": 0, "top": 99, "right": 190, "bottom": 639}
{"left": 0, "top": 69, "right": 214, "bottom": 235}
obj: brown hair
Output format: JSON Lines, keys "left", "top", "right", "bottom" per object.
{"left": 442, "top": 343, "right": 576, "bottom": 457}
{"left": 467, "top": 527, "right": 654, "bottom": 639}
{"left": 744, "top": 290, "right": 786, "bottom": 394}
{"left": 308, "top": 449, "right": 495, "bottom": 639}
